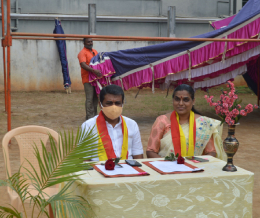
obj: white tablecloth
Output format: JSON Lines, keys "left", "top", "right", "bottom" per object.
{"left": 67, "top": 156, "right": 254, "bottom": 218}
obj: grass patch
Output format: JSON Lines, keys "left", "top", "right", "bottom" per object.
{"left": 234, "top": 86, "right": 254, "bottom": 94}
{"left": 122, "top": 87, "right": 258, "bottom": 119}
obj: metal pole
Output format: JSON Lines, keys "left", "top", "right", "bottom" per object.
{"left": 11, "top": 32, "right": 260, "bottom": 42}
{"left": 88, "top": 4, "right": 96, "bottom": 35}
{"left": 2, "top": 48, "right": 7, "bottom": 112}
{"left": 6, "top": 0, "right": 11, "bottom": 131}
{"left": 257, "top": 57, "right": 260, "bottom": 106}
{"left": 3, "top": 0, "right": 7, "bottom": 34}
{"left": 1, "top": 0, "right": 7, "bottom": 112}
{"left": 167, "top": 6, "right": 176, "bottom": 38}
{"left": 0, "top": 13, "right": 221, "bottom": 23}
{"left": 233, "top": 0, "right": 237, "bottom": 14}
{"left": 12, "top": 37, "right": 138, "bottom": 41}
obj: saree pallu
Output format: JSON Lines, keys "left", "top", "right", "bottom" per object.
{"left": 158, "top": 116, "right": 227, "bottom": 161}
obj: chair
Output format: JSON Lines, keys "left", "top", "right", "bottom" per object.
{"left": 2, "top": 125, "right": 61, "bottom": 218}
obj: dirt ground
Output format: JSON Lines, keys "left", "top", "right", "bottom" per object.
{"left": 0, "top": 88, "right": 259, "bottom": 217}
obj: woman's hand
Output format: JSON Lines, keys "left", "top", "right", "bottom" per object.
{"left": 146, "top": 151, "right": 162, "bottom": 158}
{"left": 203, "top": 136, "right": 217, "bottom": 157}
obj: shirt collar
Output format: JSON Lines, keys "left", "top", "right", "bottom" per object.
{"left": 105, "top": 116, "right": 122, "bottom": 128}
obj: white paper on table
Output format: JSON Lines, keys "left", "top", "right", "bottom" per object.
{"left": 95, "top": 164, "right": 139, "bottom": 176}
{"left": 150, "top": 161, "right": 203, "bottom": 173}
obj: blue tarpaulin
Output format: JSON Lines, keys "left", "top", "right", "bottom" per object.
{"left": 90, "top": 0, "right": 260, "bottom": 93}
{"left": 53, "top": 19, "right": 71, "bottom": 88}
{"left": 92, "top": 0, "right": 260, "bottom": 78}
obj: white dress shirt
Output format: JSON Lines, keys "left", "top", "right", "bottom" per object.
{"left": 81, "top": 115, "right": 143, "bottom": 161}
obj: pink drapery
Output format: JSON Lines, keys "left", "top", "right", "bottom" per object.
{"left": 89, "top": 16, "right": 260, "bottom": 94}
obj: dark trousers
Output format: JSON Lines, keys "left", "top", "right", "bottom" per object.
{"left": 84, "top": 83, "right": 98, "bottom": 120}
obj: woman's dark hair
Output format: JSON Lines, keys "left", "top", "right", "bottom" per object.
{"left": 100, "top": 84, "right": 125, "bottom": 104}
{"left": 172, "top": 84, "right": 201, "bottom": 115}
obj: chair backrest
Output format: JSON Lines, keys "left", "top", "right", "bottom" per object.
{"left": 2, "top": 125, "right": 60, "bottom": 179}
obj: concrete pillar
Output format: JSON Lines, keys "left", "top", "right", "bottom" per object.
{"left": 88, "top": 4, "right": 96, "bottom": 35}
{"left": 15, "top": 0, "right": 19, "bottom": 31}
{"left": 229, "top": 0, "right": 233, "bottom": 16}
{"left": 167, "top": 6, "right": 176, "bottom": 38}
{"left": 3, "top": 0, "right": 7, "bottom": 35}
{"left": 236, "top": 0, "right": 243, "bottom": 13}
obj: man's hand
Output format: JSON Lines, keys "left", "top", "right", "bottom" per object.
{"left": 80, "top": 62, "right": 102, "bottom": 79}
{"left": 93, "top": 69, "right": 102, "bottom": 79}
{"left": 146, "top": 151, "right": 161, "bottom": 158}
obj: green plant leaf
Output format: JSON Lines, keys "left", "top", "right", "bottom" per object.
{"left": 237, "top": 99, "right": 242, "bottom": 104}
{"left": 0, "top": 205, "right": 23, "bottom": 218}
{"left": 48, "top": 181, "right": 95, "bottom": 218}
{"left": 1, "top": 126, "right": 101, "bottom": 218}
{"left": 30, "top": 127, "right": 101, "bottom": 191}
{"left": 164, "top": 152, "right": 177, "bottom": 161}
{"left": 114, "top": 157, "right": 121, "bottom": 164}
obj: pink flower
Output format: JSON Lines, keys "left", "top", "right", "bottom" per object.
{"left": 215, "top": 108, "right": 221, "bottom": 114}
{"left": 224, "top": 96, "right": 231, "bottom": 102}
{"left": 225, "top": 116, "right": 232, "bottom": 124}
{"left": 240, "top": 110, "right": 247, "bottom": 116}
{"left": 204, "top": 80, "right": 255, "bottom": 125}
{"left": 245, "top": 104, "right": 253, "bottom": 113}
{"left": 230, "top": 120, "right": 235, "bottom": 125}
{"left": 227, "top": 81, "right": 235, "bottom": 88}
{"left": 231, "top": 109, "right": 239, "bottom": 117}
{"left": 207, "top": 98, "right": 211, "bottom": 103}
{"left": 223, "top": 103, "right": 228, "bottom": 108}
{"left": 220, "top": 94, "right": 225, "bottom": 100}
{"left": 223, "top": 109, "right": 229, "bottom": 114}
{"left": 245, "top": 104, "right": 253, "bottom": 109}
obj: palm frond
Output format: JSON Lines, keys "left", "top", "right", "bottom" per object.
{"left": 50, "top": 181, "right": 95, "bottom": 218}
{"left": 1, "top": 126, "right": 101, "bottom": 218}
{"left": 3, "top": 168, "right": 30, "bottom": 203}
{"left": 32, "top": 126, "right": 102, "bottom": 190}
{"left": 0, "top": 205, "right": 22, "bottom": 218}
{"left": 2, "top": 151, "right": 30, "bottom": 203}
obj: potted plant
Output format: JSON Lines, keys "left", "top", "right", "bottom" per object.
{"left": 0, "top": 127, "right": 100, "bottom": 218}
{"left": 205, "top": 81, "right": 258, "bottom": 172}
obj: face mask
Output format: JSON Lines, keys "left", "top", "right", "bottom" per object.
{"left": 101, "top": 103, "right": 123, "bottom": 120}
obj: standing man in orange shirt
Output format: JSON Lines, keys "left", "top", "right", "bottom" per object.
{"left": 78, "top": 38, "right": 102, "bottom": 120}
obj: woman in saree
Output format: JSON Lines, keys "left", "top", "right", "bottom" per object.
{"left": 146, "top": 84, "right": 226, "bottom": 160}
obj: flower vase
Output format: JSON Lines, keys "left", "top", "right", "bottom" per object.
{"left": 222, "top": 124, "right": 239, "bottom": 172}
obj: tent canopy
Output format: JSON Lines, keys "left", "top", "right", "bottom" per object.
{"left": 89, "top": 0, "right": 260, "bottom": 93}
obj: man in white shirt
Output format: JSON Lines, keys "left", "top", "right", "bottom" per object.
{"left": 81, "top": 84, "right": 144, "bottom": 161}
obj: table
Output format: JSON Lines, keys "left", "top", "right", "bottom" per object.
{"left": 69, "top": 156, "right": 254, "bottom": 218}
